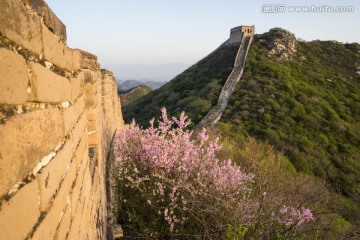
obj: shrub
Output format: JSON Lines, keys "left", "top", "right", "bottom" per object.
{"left": 114, "top": 109, "right": 314, "bottom": 239}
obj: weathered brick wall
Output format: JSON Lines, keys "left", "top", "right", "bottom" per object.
{"left": 0, "top": 0, "right": 124, "bottom": 239}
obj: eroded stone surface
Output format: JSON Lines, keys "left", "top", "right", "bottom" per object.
{"left": 42, "top": 22, "right": 72, "bottom": 71}
{"left": 0, "top": 0, "right": 43, "bottom": 54}
{"left": 22, "top": 0, "right": 67, "bottom": 41}
{"left": 29, "top": 62, "right": 71, "bottom": 102}
{"left": 0, "top": 48, "right": 29, "bottom": 104}
{"left": 0, "top": 108, "right": 64, "bottom": 196}
{"left": 0, "top": 181, "right": 39, "bottom": 240}
{"left": 36, "top": 137, "right": 73, "bottom": 211}
{"left": 0, "top": 1, "right": 124, "bottom": 239}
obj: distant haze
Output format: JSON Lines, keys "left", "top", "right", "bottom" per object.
{"left": 46, "top": 0, "right": 360, "bottom": 81}
{"left": 118, "top": 79, "right": 166, "bottom": 90}
{"left": 109, "top": 63, "right": 191, "bottom": 83}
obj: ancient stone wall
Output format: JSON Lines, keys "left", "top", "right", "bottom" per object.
{"left": 198, "top": 26, "right": 254, "bottom": 127}
{"left": 0, "top": 0, "right": 124, "bottom": 239}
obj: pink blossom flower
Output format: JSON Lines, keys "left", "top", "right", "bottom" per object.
{"left": 278, "top": 205, "right": 314, "bottom": 227}
{"left": 114, "top": 109, "right": 260, "bottom": 233}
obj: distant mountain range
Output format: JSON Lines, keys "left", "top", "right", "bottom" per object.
{"left": 118, "top": 79, "right": 166, "bottom": 90}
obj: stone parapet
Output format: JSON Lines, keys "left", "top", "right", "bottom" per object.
{"left": 0, "top": 0, "right": 124, "bottom": 239}
{"left": 22, "top": 0, "right": 67, "bottom": 41}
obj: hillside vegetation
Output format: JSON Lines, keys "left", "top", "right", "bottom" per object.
{"left": 115, "top": 111, "right": 345, "bottom": 239}
{"left": 122, "top": 28, "right": 360, "bottom": 234}
{"left": 119, "top": 85, "right": 152, "bottom": 106}
{"left": 123, "top": 42, "right": 239, "bottom": 126}
{"left": 221, "top": 30, "right": 360, "bottom": 212}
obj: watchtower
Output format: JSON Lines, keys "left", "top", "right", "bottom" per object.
{"left": 228, "top": 25, "right": 255, "bottom": 44}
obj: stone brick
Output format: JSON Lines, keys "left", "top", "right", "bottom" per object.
{"left": 75, "top": 49, "right": 98, "bottom": 70}
{"left": 95, "top": 71, "right": 102, "bottom": 80}
{"left": 0, "top": 108, "right": 64, "bottom": 196}
{"left": 87, "top": 227, "right": 95, "bottom": 240}
{"left": 32, "top": 205, "right": 61, "bottom": 239}
{"left": 85, "top": 93, "right": 98, "bottom": 109}
{"left": 101, "top": 80, "right": 111, "bottom": 86}
{"left": 74, "top": 134, "right": 88, "bottom": 171}
{"left": 100, "top": 69, "right": 113, "bottom": 76}
{"left": 82, "top": 165, "right": 92, "bottom": 195}
{"left": 63, "top": 105, "right": 75, "bottom": 136}
{"left": 79, "top": 208, "right": 90, "bottom": 239}
{"left": 71, "top": 72, "right": 84, "bottom": 101}
{"left": 74, "top": 94, "right": 85, "bottom": 123}
{"left": 70, "top": 147, "right": 89, "bottom": 219}
{"left": 67, "top": 199, "right": 82, "bottom": 240}
{"left": 85, "top": 71, "right": 101, "bottom": 85}
{"left": 33, "top": 160, "right": 76, "bottom": 239}
{"left": 87, "top": 109, "right": 98, "bottom": 121}
{"left": 55, "top": 205, "right": 71, "bottom": 240}
{"left": 0, "top": 48, "right": 29, "bottom": 104}
{"left": 22, "top": 0, "right": 67, "bottom": 41}
{"left": 88, "top": 133, "right": 98, "bottom": 145}
{"left": 0, "top": 181, "right": 39, "bottom": 240}
{"left": 36, "top": 137, "right": 73, "bottom": 211}
{"left": 70, "top": 173, "right": 83, "bottom": 217}
{"left": 87, "top": 120, "right": 97, "bottom": 132}
{"left": 0, "top": 0, "right": 43, "bottom": 54}
{"left": 73, "top": 112, "right": 87, "bottom": 148}
{"left": 42, "top": 23, "right": 73, "bottom": 71}
{"left": 29, "top": 62, "right": 71, "bottom": 102}
{"left": 84, "top": 82, "right": 98, "bottom": 95}
{"left": 83, "top": 70, "right": 94, "bottom": 84}
{"left": 72, "top": 49, "right": 82, "bottom": 71}
{"left": 90, "top": 183, "right": 101, "bottom": 219}
{"left": 38, "top": 1, "right": 58, "bottom": 26}
{"left": 101, "top": 84, "right": 109, "bottom": 92}
{"left": 78, "top": 191, "right": 90, "bottom": 239}
{"left": 102, "top": 89, "right": 110, "bottom": 96}
{"left": 62, "top": 160, "right": 77, "bottom": 201}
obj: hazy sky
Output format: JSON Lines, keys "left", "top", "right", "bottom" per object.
{"left": 46, "top": 0, "right": 360, "bottom": 81}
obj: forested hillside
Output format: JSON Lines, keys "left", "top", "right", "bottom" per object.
{"left": 122, "top": 42, "right": 239, "bottom": 126}
{"left": 221, "top": 30, "right": 360, "bottom": 218}
{"left": 122, "top": 28, "right": 360, "bottom": 234}
{"left": 119, "top": 85, "right": 152, "bottom": 106}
